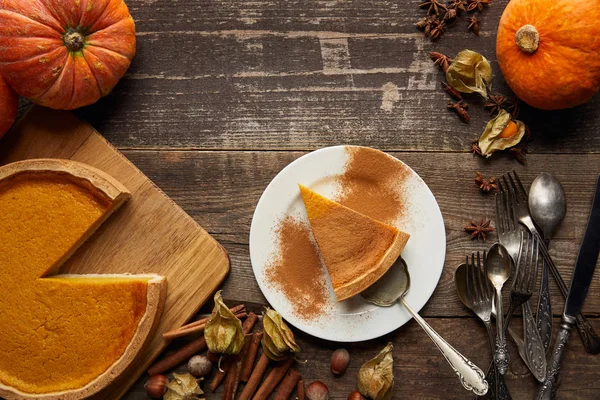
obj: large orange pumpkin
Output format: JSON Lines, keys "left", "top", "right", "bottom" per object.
{"left": 0, "top": 0, "right": 136, "bottom": 110}
{"left": 0, "top": 75, "right": 18, "bottom": 139}
{"left": 496, "top": 0, "right": 600, "bottom": 110}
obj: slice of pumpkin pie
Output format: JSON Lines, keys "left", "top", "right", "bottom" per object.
{"left": 0, "top": 159, "right": 167, "bottom": 400}
{"left": 299, "top": 185, "right": 409, "bottom": 302}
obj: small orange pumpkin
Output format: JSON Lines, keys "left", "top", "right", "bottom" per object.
{"left": 496, "top": 0, "right": 600, "bottom": 110}
{"left": 0, "top": 0, "right": 136, "bottom": 110}
{"left": 0, "top": 75, "right": 18, "bottom": 139}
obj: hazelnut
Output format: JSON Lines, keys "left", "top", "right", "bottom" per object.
{"left": 306, "top": 381, "right": 329, "bottom": 400}
{"left": 348, "top": 391, "right": 366, "bottom": 400}
{"left": 188, "top": 354, "right": 212, "bottom": 377}
{"left": 330, "top": 348, "right": 350, "bottom": 376}
{"left": 145, "top": 374, "right": 167, "bottom": 398}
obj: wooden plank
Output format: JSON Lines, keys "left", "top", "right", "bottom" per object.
{"left": 123, "top": 316, "right": 600, "bottom": 399}
{"left": 122, "top": 150, "right": 600, "bottom": 317}
{"left": 72, "top": 0, "right": 600, "bottom": 152}
{"left": 0, "top": 107, "right": 230, "bottom": 399}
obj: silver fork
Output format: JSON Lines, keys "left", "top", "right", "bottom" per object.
{"left": 466, "top": 252, "right": 511, "bottom": 400}
{"left": 495, "top": 181, "right": 521, "bottom": 262}
{"left": 505, "top": 171, "right": 553, "bottom": 353}
{"left": 506, "top": 171, "right": 600, "bottom": 355}
{"left": 503, "top": 231, "right": 546, "bottom": 382}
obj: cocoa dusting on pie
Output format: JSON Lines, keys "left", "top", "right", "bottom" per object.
{"left": 336, "top": 147, "right": 409, "bottom": 224}
{"left": 265, "top": 216, "right": 330, "bottom": 320}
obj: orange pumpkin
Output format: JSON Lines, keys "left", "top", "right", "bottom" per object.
{"left": 0, "top": 75, "right": 18, "bottom": 139}
{"left": 0, "top": 0, "right": 136, "bottom": 110}
{"left": 496, "top": 0, "right": 600, "bottom": 110}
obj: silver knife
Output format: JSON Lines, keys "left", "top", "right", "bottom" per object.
{"left": 536, "top": 175, "right": 600, "bottom": 400}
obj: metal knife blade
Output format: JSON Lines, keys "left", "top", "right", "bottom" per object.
{"left": 565, "top": 175, "right": 600, "bottom": 318}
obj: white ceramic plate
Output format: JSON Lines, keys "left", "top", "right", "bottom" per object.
{"left": 249, "top": 146, "right": 446, "bottom": 342}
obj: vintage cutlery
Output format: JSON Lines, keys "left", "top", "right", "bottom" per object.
{"left": 536, "top": 175, "right": 600, "bottom": 399}
{"left": 497, "top": 179, "right": 547, "bottom": 379}
{"left": 485, "top": 243, "right": 512, "bottom": 375}
{"left": 362, "top": 257, "right": 488, "bottom": 395}
{"left": 455, "top": 256, "right": 511, "bottom": 400}
{"left": 506, "top": 171, "right": 600, "bottom": 354}
{"left": 503, "top": 231, "right": 546, "bottom": 382}
{"left": 529, "top": 172, "right": 567, "bottom": 352}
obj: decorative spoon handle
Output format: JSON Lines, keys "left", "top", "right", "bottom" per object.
{"left": 494, "top": 287, "right": 509, "bottom": 375}
{"left": 522, "top": 300, "right": 547, "bottom": 382}
{"left": 482, "top": 322, "right": 511, "bottom": 400}
{"left": 400, "top": 298, "right": 488, "bottom": 395}
{"left": 535, "top": 240, "right": 553, "bottom": 353}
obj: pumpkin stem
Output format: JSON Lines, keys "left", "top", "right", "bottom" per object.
{"left": 515, "top": 25, "right": 539, "bottom": 54}
{"left": 63, "top": 30, "right": 86, "bottom": 52}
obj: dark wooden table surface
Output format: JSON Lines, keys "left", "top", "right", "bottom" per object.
{"left": 70, "top": 0, "right": 600, "bottom": 398}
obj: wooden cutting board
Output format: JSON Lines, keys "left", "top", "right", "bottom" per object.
{"left": 0, "top": 106, "right": 230, "bottom": 399}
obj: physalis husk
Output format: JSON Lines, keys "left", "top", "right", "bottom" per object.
{"left": 261, "top": 307, "right": 301, "bottom": 361}
{"left": 358, "top": 342, "right": 394, "bottom": 400}
{"left": 164, "top": 373, "right": 204, "bottom": 400}
{"left": 446, "top": 49, "right": 492, "bottom": 98}
{"left": 204, "top": 290, "right": 245, "bottom": 356}
{"left": 478, "top": 109, "right": 525, "bottom": 157}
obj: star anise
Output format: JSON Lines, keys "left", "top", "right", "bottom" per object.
{"left": 467, "top": 16, "right": 480, "bottom": 36}
{"left": 475, "top": 172, "right": 498, "bottom": 193}
{"left": 420, "top": 0, "right": 447, "bottom": 16}
{"left": 464, "top": 219, "right": 495, "bottom": 241}
{"left": 415, "top": 16, "right": 435, "bottom": 37}
{"left": 507, "top": 98, "right": 520, "bottom": 118}
{"left": 467, "top": 0, "right": 492, "bottom": 12}
{"left": 444, "top": 7, "right": 457, "bottom": 24}
{"left": 448, "top": 100, "right": 470, "bottom": 123}
{"left": 430, "top": 51, "right": 453, "bottom": 71}
{"left": 448, "top": 0, "right": 467, "bottom": 13}
{"left": 510, "top": 146, "right": 528, "bottom": 164}
{"left": 484, "top": 94, "right": 508, "bottom": 115}
{"left": 430, "top": 17, "right": 446, "bottom": 40}
{"left": 470, "top": 140, "right": 483, "bottom": 156}
{"left": 442, "top": 81, "right": 462, "bottom": 100}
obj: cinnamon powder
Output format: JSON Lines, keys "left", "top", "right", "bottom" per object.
{"left": 337, "top": 146, "right": 409, "bottom": 224}
{"left": 265, "top": 216, "right": 329, "bottom": 320}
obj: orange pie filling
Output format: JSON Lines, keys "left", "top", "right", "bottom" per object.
{"left": 0, "top": 168, "right": 164, "bottom": 396}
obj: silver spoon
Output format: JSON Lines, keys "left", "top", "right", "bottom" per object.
{"left": 529, "top": 172, "right": 566, "bottom": 352}
{"left": 486, "top": 243, "right": 512, "bottom": 375}
{"left": 362, "top": 257, "right": 489, "bottom": 396}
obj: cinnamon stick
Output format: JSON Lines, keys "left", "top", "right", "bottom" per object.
{"left": 147, "top": 336, "right": 206, "bottom": 376}
{"left": 223, "top": 353, "right": 242, "bottom": 400}
{"left": 297, "top": 380, "right": 306, "bottom": 400}
{"left": 253, "top": 358, "right": 295, "bottom": 400}
{"left": 238, "top": 353, "right": 270, "bottom": 400}
{"left": 240, "top": 331, "right": 263, "bottom": 382}
{"left": 242, "top": 311, "right": 258, "bottom": 334}
{"left": 162, "top": 308, "right": 247, "bottom": 340}
{"left": 209, "top": 356, "right": 231, "bottom": 392}
{"left": 274, "top": 369, "right": 302, "bottom": 400}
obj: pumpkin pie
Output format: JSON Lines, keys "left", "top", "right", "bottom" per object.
{"left": 299, "top": 185, "right": 410, "bottom": 301}
{"left": 0, "top": 159, "right": 167, "bottom": 400}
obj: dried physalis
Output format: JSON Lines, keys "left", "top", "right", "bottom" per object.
{"left": 446, "top": 49, "right": 492, "bottom": 97}
{"left": 164, "top": 373, "right": 204, "bottom": 400}
{"left": 358, "top": 343, "right": 394, "bottom": 400}
{"left": 261, "top": 307, "right": 301, "bottom": 360}
{"left": 204, "top": 290, "right": 245, "bottom": 357}
{"left": 478, "top": 109, "right": 526, "bottom": 157}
